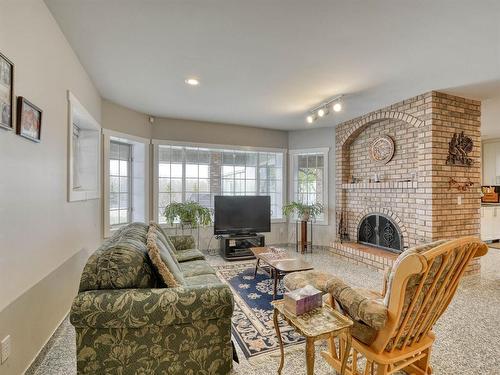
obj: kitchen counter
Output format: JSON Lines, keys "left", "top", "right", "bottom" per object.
{"left": 481, "top": 202, "right": 500, "bottom": 206}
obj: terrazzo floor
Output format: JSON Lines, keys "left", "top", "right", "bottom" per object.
{"left": 27, "top": 246, "right": 500, "bottom": 375}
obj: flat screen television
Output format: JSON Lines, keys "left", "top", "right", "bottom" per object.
{"left": 214, "top": 196, "right": 271, "bottom": 235}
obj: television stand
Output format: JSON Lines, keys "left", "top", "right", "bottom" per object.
{"left": 219, "top": 234, "right": 265, "bottom": 261}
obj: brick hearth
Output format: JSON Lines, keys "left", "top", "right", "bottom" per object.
{"left": 332, "top": 91, "right": 482, "bottom": 275}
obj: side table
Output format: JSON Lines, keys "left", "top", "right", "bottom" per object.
{"left": 272, "top": 299, "right": 353, "bottom": 375}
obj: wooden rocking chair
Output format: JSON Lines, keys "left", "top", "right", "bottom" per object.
{"left": 284, "top": 236, "right": 488, "bottom": 375}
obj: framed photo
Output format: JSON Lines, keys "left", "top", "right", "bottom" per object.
{"left": 16, "top": 96, "right": 42, "bottom": 142}
{"left": 0, "top": 52, "right": 14, "bottom": 130}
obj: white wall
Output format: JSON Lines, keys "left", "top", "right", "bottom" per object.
{"left": 482, "top": 96, "right": 500, "bottom": 140}
{"left": 288, "top": 127, "right": 336, "bottom": 246}
{"left": 0, "top": 1, "right": 101, "bottom": 373}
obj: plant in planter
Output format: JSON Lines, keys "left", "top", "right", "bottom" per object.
{"left": 282, "top": 202, "right": 324, "bottom": 222}
{"left": 164, "top": 201, "right": 212, "bottom": 227}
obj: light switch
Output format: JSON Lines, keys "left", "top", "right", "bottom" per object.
{"left": 457, "top": 196, "right": 462, "bottom": 205}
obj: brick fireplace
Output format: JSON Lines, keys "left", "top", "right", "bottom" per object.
{"left": 331, "top": 91, "right": 482, "bottom": 275}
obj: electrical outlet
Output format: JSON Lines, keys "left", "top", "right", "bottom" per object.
{"left": 1, "top": 335, "right": 11, "bottom": 364}
{"left": 457, "top": 196, "right": 463, "bottom": 205}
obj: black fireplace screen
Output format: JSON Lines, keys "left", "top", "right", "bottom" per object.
{"left": 358, "top": 214, "right": 403, "bottom": 253}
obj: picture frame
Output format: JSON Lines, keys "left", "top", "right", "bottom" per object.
{"left": 16, "top": 96, "right": 42, "bottom": 142}
{"left": 0, "top": 52, "right": 14, "bottom": 131}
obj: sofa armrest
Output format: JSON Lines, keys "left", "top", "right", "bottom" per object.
{"left": 168, "top": 235, "right": 196, "bottom": 251}
{"left": 70, "top": 284, "right": 233, "bottom": 329}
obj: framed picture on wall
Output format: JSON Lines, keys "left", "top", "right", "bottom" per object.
{"left": 16, "top": 96, "right": 42, "bottom": 142}
{"left": 0, "top": 52, "right": 14, "bottom": 130}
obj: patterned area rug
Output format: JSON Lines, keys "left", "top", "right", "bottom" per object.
{"left": 215, "top": 262, "right": 305, "bottom": 360}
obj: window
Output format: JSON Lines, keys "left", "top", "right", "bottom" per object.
{"left": 103, "top": 129, "right": 150, "bottom": 237}
{"left": 72, "top": 125, "right": 81, "bottom": 189}
{"left": 67, "top": 91, "right": 101, "bottom": 202}
{"left": 289, "top": 148, "right": 329, "bottom": 223}
{"left": 109, "top": 141, "right": 132, "bottom": 226}
{"left": 155, "top": 142, "right": 285, "bottom": 224}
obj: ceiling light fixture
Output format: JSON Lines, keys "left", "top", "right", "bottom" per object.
{"left": 307, "top": 94, "right": 344, "bottom": 124}
{"left": 185, "top": 78, "right": 200, "bottom": 86}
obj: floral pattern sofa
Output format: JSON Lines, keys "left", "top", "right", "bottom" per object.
{"left": 70, "top": 223, "right": 234, "bottom": 375}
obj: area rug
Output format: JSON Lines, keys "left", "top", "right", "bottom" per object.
{"left": 215, "top": 262, "right": 305, "bottom": 360}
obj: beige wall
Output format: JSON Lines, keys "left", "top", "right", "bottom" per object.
{"left": 0, "top": 1, "right": 101, "bottom": 373}
{"left": 102, "top": 99, "right": 151, "bottom": 139}
{"left": 152, "top": 117, "right": 288, "bottom": 149}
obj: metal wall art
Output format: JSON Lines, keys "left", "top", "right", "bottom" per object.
{"left": 446, "top": 131, "right": 473, "bottom": 166}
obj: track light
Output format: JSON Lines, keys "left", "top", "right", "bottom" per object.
{"left": 317, "top": 107, "right": 328, "bottom": 117}
{"left": 306, "top": 94, "right": 343, "bottom": 123}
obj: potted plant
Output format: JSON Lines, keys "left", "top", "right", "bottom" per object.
{"left": 164, "top": 201, "right": 212, "bottom": 227}
{"left": 282, "top": 202, "right": 324, "bottom": 222}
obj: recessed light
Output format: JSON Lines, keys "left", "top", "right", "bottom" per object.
{"left": 185, "top": 78, "right": 200, "bottom": 86}
{"left": 333, "top": 102, "right": 342, "bottom": 112}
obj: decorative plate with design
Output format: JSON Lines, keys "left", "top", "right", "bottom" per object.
{"left": 370, "top": 135, "right": 395, "bottom": 164}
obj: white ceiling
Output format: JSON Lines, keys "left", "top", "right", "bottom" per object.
{"left": 45, "top": 0, "right": 500, "bottom": 130}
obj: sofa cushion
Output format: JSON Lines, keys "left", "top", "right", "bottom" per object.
{"left": 148, "top": 222, "right": 180, "bottom": 263}
{"left": 169, "top": 235, "right": 196, "bottom": 251}
{"left": 180, "top": 260, "right": 216, "bottom": 277}
{"left": 79, "top": 222, "right": 157, "bottom": 292}
{"left": 176, "top": 249, "right": 206, "bottom": 262}
{"left": 184, "top": 274, "right": 222, "bottom": 286}
{"left": 146, "top": 226, "right": 185, "bottom": 287}
{"left": 149, "top": 222, "right": 178, "bottom": 252}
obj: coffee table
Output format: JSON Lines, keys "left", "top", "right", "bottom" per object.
{"left": 250, "top": 247, "right": 314, "bottom": 300}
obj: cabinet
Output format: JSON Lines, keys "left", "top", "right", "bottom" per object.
{"left": 480, "top": 206, "right": 500, "bottom": 241}
{"left": 482, "top": 141, "right": 500, "bottom": 185}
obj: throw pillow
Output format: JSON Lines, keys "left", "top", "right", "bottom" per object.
{"left": 146, "top": 228, "right": 184, "bottom": 287}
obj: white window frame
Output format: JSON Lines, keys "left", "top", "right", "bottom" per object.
{"left": 153, "top": 139, "right": 287, "bottom": 225}
{"left": 67, "top": 91, "right": 101, "bottom": 202}
{"left": 103, "top": 129, "right": 150, "bottom": 237}
{"left": 289, "top": 147, "right": 329, "bottom": 225}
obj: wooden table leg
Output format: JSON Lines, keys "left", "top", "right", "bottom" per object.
{"left": 340, "top": 331, "right": 352, "bottom": 375}
{"left": 273, "top": 309, "right": 285, "bottom": 374}
{"left": 273, "top": 270, "right": 279, "bottom": 300}
{"left": 306, "top": 337, "right": 315, "bottom": 375}
{"left": 253, "top": 258, "right": 260, "bottom": 279}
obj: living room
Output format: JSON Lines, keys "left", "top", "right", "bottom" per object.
{"left": 0, "top": 1, "right": 499, "bottom": 374}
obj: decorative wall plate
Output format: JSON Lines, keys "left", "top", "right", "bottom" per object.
{"left": 370, "top": 135, "right": 395, "bottom": 164}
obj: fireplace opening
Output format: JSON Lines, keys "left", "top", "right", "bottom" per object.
{"left": 357, "top": 213, "right": 403, "bottom": 253}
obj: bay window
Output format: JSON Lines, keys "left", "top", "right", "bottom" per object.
{"left": 154, "top": 141, "right": 285, "bottom": 224}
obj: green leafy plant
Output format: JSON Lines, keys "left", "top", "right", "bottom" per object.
{"left": 163, "top": 201, "right": 212, "bottom": 227}
{"left": 282, "top": 201, "right": 324, "bottom": 221}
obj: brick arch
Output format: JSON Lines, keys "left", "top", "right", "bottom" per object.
{"left": 339, "top": 111, "right": 424, "bottom": 147}
{"left": 355, "top": 206, "right": 409, "bottom": 249}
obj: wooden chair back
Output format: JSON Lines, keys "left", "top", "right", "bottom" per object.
{"left": 371, "top": 236, "right": 488, "bottom": 353}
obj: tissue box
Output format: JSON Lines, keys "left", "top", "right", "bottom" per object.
{"left": 284, "top": 285, "right": 322, "bottom": 315}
